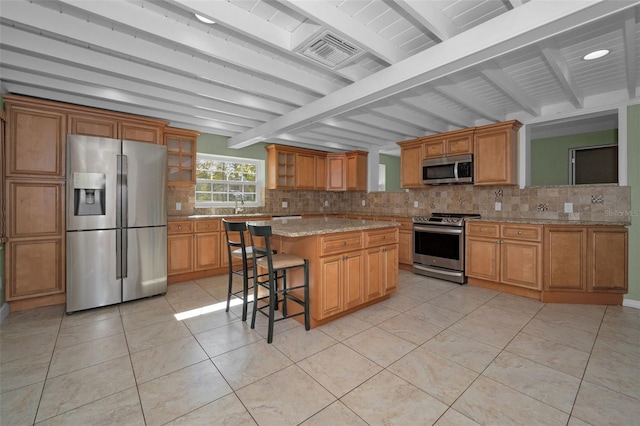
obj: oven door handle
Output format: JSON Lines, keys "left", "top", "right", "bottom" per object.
{"left": 413, "top": 225, "right": 463, "bottom": 235}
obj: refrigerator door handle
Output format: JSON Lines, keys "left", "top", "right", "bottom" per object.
{"left": 122, "top": 229, "right": 128, "bottom": 278}
{"left": 116, "top": 154, "right": 123, "bottom": 228}
{"left": 120, "top": 154, "right": 128, "bottom": 229}
{"left": 116, "top": 229, "right": 122, "bottom": 279}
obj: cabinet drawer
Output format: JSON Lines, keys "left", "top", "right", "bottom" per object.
{"left": 168, "top": 221, "right": 193, "bottom": 234}
{"left": 366, "top": 229, "right": 398, "bottom": 247}
{"left": 320, "top": 233, "right": 363, "bottom": 255}
{"left": 466, "top": 222, "right": 499, "bottom": 237}
{"left": 501, "top": 224, "right": 542, "bottom": 241}
{"left": 195, "top": 220, "right": 220, "bottom": 233}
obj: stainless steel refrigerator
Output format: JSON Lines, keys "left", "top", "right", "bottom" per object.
{"left": 66, "top": 135, "right": 167, "bottom": 313}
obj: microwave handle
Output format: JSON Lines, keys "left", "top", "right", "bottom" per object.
{"left": 454, "top": 161, "right": 459, "bottom": 181}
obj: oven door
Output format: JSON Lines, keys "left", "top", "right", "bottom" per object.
{"left": 413, "top": 224, "right": 464, "bottom": 271}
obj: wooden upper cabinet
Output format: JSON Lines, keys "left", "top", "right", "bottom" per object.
{"left": 295, "top": 152, "right": 317, "bottom": 190}
{"left": 326, "top": 154, "right": 346, "bottom": 191}
{"left": 398, "top": 141, "right": 423, "bottom": 189}
{"left": 316, "top": 155, "right": 327, "bottom": 190}
{"left": 5, "top": 101, "right": 66, "bottom": 178}
{"left": 474, "top": 120, "right": 522, "bottom": 185}
{"left": 346, "top": 151, "right": 367, "bottom": 191}
{"left": 266, "top": 144, "right": 328, "bottom": 190}
{"left": 164, "top": 127, "right": 199, "bottom": 186}
{"left": 119, "top": 120, "right": 164, "bottom": 144}
{"left": 423, "top": 128, "right": 474, "bottom": 159}
{"left": 68, "top": 113, "right": 118, "bottom": 138}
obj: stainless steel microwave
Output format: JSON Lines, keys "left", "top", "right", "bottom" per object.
{"left": 422, "top": 154, "right": 473, "bottom": 185}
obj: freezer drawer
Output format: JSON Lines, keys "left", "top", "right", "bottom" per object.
{"left": 123, "top": 226, "right": 167, "bottom": 302}
{"left": 66, "top": 229, "right": 121, "bottom": 313}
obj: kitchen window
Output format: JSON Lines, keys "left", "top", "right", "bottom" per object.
{"left": 195, "top": 154, "right": 263, "bottom": 208}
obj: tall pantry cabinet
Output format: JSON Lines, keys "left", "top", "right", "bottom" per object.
{"left": 2, "top": 95, "right": 168, "bottom": 311}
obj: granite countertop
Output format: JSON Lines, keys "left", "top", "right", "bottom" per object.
{"left": 467, "top": 217, "right": 631, "bottom": 226}
{"left": 245, "top": 217, "right": 400, "bottom": 238}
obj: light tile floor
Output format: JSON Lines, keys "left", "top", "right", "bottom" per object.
{"left": 1, "top": 270, "right": 639, "bottom": 425}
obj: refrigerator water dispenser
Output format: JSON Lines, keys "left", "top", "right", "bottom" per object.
{"left": 73, "top": 172, "right": 106, "bottom": 216}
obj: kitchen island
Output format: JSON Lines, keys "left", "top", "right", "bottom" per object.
{"left": 247, "top": 217, "right": 400, "bottom": 328}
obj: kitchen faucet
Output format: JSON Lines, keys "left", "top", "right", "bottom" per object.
{"left": 234, "top": 193, "right": 245, "bottom": 214}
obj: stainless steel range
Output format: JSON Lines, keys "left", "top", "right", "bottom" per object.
{"left": 413, "top": 213, "right": 480, "bottom": 284}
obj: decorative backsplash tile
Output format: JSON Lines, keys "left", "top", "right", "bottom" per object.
{"left": 169, "top": 182, "right": 631, "bottom": 224}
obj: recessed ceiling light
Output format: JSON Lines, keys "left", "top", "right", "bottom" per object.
{"left": 583, "top": 49, "right": 610, "bottom": 61}
{"left": 195, "top": 14, "right": 215, "bottom": 24}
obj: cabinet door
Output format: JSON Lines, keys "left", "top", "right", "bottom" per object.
{"left": 543, "top": 227, "right": 587, "bottom": 291}
{"left": 424, "top": 140, "right": 445, "bottom": 158}
{"left": 68, "top": 114, "right": 118, "bottom": 138}
{"left": 295, "top": 153, "right": 316, "bottom": 190}
{"left": 384, "top": 244, "right": 399, "bottom": 293}
{"left": 465, "top": 237, "right": 499, "bottom": 281}
{"left": 588, "top": 228, "right": 628, "bottom": 292}
{"left": 398, "top": 229, "right": 413, "bottom": 265}
{"left": 168, "top": 234, "right": 194, "bottom": 275}
{"left": 118, "top": 121, "right": 163, "bottom": 144}
{"left": 344, "top": 251, "right": 364, "bottom": 309}
{"left": 194, "top": 232, "right": 220, "bottom": 270}
{"left": 400, "top": 144, "right": 423, "bottom": 188}
{"left": 446, "top": 135, "right": 473, "bottom": 156}
{"left": 6, "top": 238, "right": 65, "bottom": 300}
{"left": 315, "top": 155, "right": 327, "bottom": 190}
{"left": 6, "top": 104, "right": 66, "bottom": 178}
{"left": 326, "top": 155, "right": 346, "bottom": 191}
{"left": 7, "top": 180, "right": 64, "bottom": 238}
{"left": 166, "top": 133, "right": 196, "bottom": 185}
{"left": 319, "top": 255, "right": 343, "bottom": 319}
{"left": 473, "top": 121, "right": 521, "bottom": 185}
{"left": 365, "top": 247, "right": 383, "bottom": 300}
{"left": 346, "top": 153, "right": 367, "bottom": 191}
{"left": 501, "top": 241, "right": 542, "bottom": 289}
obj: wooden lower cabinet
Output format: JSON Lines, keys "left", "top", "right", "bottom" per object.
{"left": 543, "top": 225, "right": 628, "bottom": 303}
{"left": 467, "top": 221, "right": 628, "bottom": 304}
{"left": 319, "top": 251, "right": 364, "bottom": 318}
{"left": 6, "top": 238, "right": 65, "bottom": 300}
{"left": 466, "top": 222, "right": 542, "bottom": 296}
{"left": 167, "top": 219, "right": 221, "bottom": 281}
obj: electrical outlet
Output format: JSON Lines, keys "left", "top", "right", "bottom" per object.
{"left": 564, "top": 202, "right": 573, "bottom": 213}
{"left": 413, "top": 201, "right": 419, "bottom": 208}
{"left": 282, "top": 201, "right": 288, "bottom": 208}
{"left": 175, "top": 202, "right": 181, "bottom": 211}
{"left": 361, "top": 199, "right": 366, "bottom": 207}
{"left": 324, "top": 200, "right": 329, "bottom": 207}
{"left": 495, "top": 201, "right": 501, "bottom": 211}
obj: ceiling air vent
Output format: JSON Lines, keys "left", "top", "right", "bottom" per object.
{"left": 298, "top": 31, "right": 362, "bottom": 69}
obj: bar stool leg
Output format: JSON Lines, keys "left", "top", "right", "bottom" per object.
{"left": 241, "top": 259, "right": 250, "bottom": 321}
{"left": 267, "top": 271, "right": 277, "bottom": 344}
{"left": 225, "top": 263, "right": 233, "bottom": 314}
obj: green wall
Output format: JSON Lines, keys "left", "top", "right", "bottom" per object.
{"left": 531, "top": 129, "right": 618, "bottom": 186}
{"left": 196, "top": 133, "right": 269, "bottom": 161}
{"left": 626, "top": 105, "right": 640, "bottom": 302}
{"left": 380, "top": 154, "right": 401, "bottom": 192}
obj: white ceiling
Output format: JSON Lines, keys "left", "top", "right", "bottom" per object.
{"left": 1, "top": 0, "right": 639, "bottom": 155}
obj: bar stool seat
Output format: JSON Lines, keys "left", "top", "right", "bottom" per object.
{"left": 248, "top": 224, "right": 310, "bottom": 343}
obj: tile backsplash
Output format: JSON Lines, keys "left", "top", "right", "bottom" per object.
{"left": 169, "top": 184, "right": 632, "bottom": 224}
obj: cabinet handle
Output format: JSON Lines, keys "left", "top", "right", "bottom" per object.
{"left": 517, "top": 231, "right": 522, "bottom": 235}
{"left": 343, "top": 241, "right": 347, "bottom": 245}
{"left": 178, "top": 225, "right": 182, "bottom": 229}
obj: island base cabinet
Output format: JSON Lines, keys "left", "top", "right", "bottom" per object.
{"left": 318, "top": 251, "right": 364, "bottom": 319}
{"left": 588, "top": 228, "right": 628, "bottom": 293}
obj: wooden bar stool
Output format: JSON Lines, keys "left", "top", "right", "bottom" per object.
{"left": 248, "top": 224, "right": 310, "bottom": 343}
{"left": 222, "top": 219, "right": 254, "bottom": 321}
